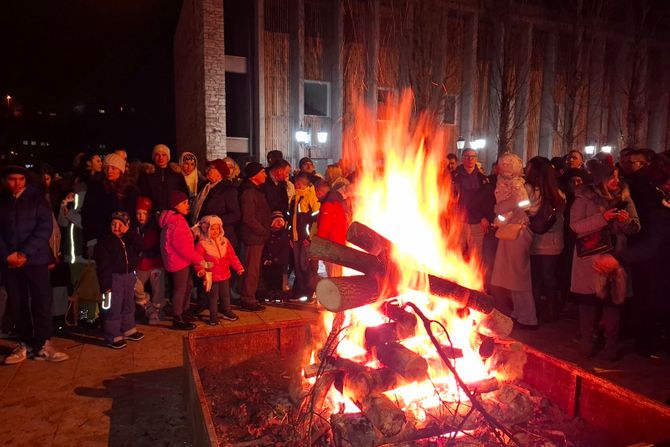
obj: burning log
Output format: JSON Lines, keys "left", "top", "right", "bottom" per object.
{"left": 303, "top": 363, "right": 335, "bottom": 379}
{"left": 381, "top": 301, "right": 417, "bottom": 337}
{"left": 312, "top": 227, "right": 513, "bottom": 336}
{"left": 315, "top": 275, "right": 381, "bottom": 312}
{"left": 309, "top": 236, "right": 385, "bottom": 276}
{"left": 440, "top": 345, "right": 464, "bottom": 359}
{"left": 476, "top": 308, "right": 514, "bottom": 338}
{"left": 364, "top": 321, "right": 416, "bottom": 349}
{"left": 470, "top": 333, "right": 496, "bottom": 359}
{"left": 344, "top": 367, "right": 401, "bottom": 401}
{"left": 376, "top": 342, "right": 428, "bottom": 382}
{"left": 359, "top": 394, "right": 406, "bottom": 437}
{"left": 466, "top": 377, "right": 500, "bottom": 395}
{"left": 331, "top": 413, "right": 377, "bottom": 447}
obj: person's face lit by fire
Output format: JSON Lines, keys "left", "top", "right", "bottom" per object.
{"left": 461, "top": 149, "right": 477, "bottom": 172}
{"left": 566, "top": 151, "right": 584, "bottom": 169}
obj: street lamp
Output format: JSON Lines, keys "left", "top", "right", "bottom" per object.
{"left": 295, "top": 129, "right": 311, "bottom": 144}
{"left": 601, "top": 145, "right": 613, "bottom": 153}
{"left": 584, "top": 145, "right": 596, "bottom": 155}
{"left": 470, "top": 138, "right": 486, "bottom": 150}
{"left": 316, "top": 131, "right": 328, "bottom": 144}
{"left": 5, "top": 95, "right": 12, "bottom": 108}
{"left": 456, "top": 136, "right": 465, "bottom": 150}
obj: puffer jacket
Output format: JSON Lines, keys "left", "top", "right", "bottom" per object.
{"left": 0, "top": 185, "right": 53, "bottom": 266}
{"left": 194, "top": 215, "right": 243, "bottom": 282}
{"left": 570, "top": 184, "right": 640, "bottom": 295}
{"left": 159, "top": 210, "right": 203, "bottom": 272}
{"left": 316, "top": 190, "right": 347, "bottom": 245}
{"left": 94, "top": 232, "right": 141, "bottom": 292}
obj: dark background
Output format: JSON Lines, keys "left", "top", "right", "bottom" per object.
{"left": 0, "top": 0, "right": 183, "bottom": 167}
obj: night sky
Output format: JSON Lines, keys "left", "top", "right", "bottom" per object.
{"left": 0, "top": 0, "right": 183, "bottom": 160}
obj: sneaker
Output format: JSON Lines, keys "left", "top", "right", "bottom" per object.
{"left": 172, "top": 320, "right": 196, "bottom": 331}
{"left": 3, "top": 342, "right": 28, "bottom": 365}
{"left": 107, "top": 340, "right": 127, "bottom": 350}
{"left": 288, "top": 295, "right": 316, "bottom": 304}
{"left": 239, "top": 302, "right": 265, "bottom": 312}
{"left": 221, "top": 310, "right": 239, "bottom": 321}
{"left": 33, "top": 340, "right": 69, "bottom": 362}
{"left": 208, "top": 320, "right": 219, "bottom": 326}
{"left": 124, "top": 332, "right": 145, "bottom": 341}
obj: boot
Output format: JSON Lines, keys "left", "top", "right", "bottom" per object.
{"left": 601, "top": 305, "right": 621, "bottom": 361}
{"left": 579, "top": 303, "right": 597, "bottom": 357}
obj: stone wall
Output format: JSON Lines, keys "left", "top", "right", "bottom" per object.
{"left": 174, "top": 0, "right": 226, "bottom": 163}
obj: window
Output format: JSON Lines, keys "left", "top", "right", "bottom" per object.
{"left": 304, "top": 80, "right": 330, "bottom": 117}
{"left": 441, "top": 94, "right": 458, "bottom": 125}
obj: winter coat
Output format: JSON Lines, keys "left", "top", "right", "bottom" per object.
{"left": 316, "top": 190, "right": 348, "bottom": 245}
{"left": 194, "top": 215, "right": 243, "bottom": 282}
{"left": 530, "top": 189, "right": 566, "bottom": 256}
{"left": 452, "top": 166, "right": 490, "bottom": 224}
{"left": 94, "top": 231, "right": 141, "bottom": 292}
{"left": 0, "top": 185, "right": 53, "bottom": 266}
{"left": 138, "top": 166, "right": 189, "bottom": 213}
{"left": 239, "top": 180, "right": 272, "bottom": 246}
{"left": 490, "top": 183, "right": 537, "bottom": 292}
{"left": 82, "top": 179, "right": 138, "bottom": 246}
{"left": 289, "top": 185, "right": 320, "bottom": 242}
{"left": 569, "top": 184, "right": 640, "bottom": 295}
{"left": 261, "top": 175, "right": 289, "bottom": 216}
{"left": 193, "top": 180, "right": 241, "bottom": 247}
{"left": 159, "top": 210, "right": 204, "bottom": 272}
{"left": 134, "top": 220, "right": 163, "bottom": 271}
{"left": 179, "top": 152, "right": 206, "bottom": 198}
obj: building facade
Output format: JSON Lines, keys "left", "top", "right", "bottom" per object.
{"left": 174, "top": 0, "right": 670, "bottom": 170}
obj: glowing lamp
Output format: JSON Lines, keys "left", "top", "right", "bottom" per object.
{"left": 584, "top": 145, "right": 596, "bottom": 155}
{"left": 317, "top": 131, "right": 328, "bottom": 144}
{"left": 295, "top": 130, "right": 310, "bottom": 144}
{"left": 601, "top": 145, "right": 613, "bottom": 153}
{"left": 456, "top": 136, "right": 466, "bottom": 150}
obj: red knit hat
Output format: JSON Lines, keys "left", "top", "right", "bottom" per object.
{"left": 136, "top": 196, "right": 153, "bottom": 212}
{"left": 168, "top": 190, "right": 189, "bottom": 209}
{"left": 206, "top": 159, "right": 230, "bottom": 179}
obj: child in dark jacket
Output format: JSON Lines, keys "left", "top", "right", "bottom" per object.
{"left": 94, "top": 211, "right": 144, "bottom": 349}
{"left": 195, "top": 215, "right": 244, "bottom": 325}
{"left": 133, "top": 196, "right": 165, "bottom": 325}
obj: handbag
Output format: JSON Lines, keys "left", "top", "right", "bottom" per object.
{"left": 529, "top": 202, "right": 557, "bottom": 234}
{"left": 495, "top": 223, "right": 524, "bottom": 241}
{"left": 576, "top": 227, "right": 613, "bottom": 257}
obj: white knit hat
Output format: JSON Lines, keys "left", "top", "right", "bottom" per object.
{"left": 103, "top": 153, "right": 126, "bottom": 172}
{"left": 152, "top": 144, "right": 171, "bottom": 159}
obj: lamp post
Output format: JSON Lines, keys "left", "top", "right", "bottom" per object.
{"left": 584, "top": 145, "right": 596, "bottom": 155}
{"left": 601, "top": 145, "right": 612, "bottom": 154}
{"left": 456, "top": 136, "right": 465, "bottom": 151}
{"left": 5, "top": 95, "right": 12, "bottom": 109}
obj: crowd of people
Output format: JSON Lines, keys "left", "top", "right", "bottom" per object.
{"left": 0, "top": 142, "right": 668, "bottom": 365}
{"left": 450, "top": 147, "right": 670, "bottom": 361}
{"left": 0, "top": 145, "right": 351, "bottom": 363}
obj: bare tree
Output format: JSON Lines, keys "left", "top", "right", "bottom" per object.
{"left": 481, "top": 0, "right": 534, "bottom": 156}
{"left": 551, "top": 0, "right": 605, "bottom": 153}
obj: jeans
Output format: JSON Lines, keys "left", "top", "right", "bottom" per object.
{"left": 102, "top": 272, "right": 137, "bottom": 344}
{"left": 530, "top": 254, "right": 560, "bottom": 320}
{"left": 4, "top": 264, "right": 53, "bottom": 350}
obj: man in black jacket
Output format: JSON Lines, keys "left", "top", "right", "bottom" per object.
{"left": 452, "top": 148, "right": 490, "bottom": 262}
{"left": 138, "top": 144, "right": 189, "bottom": 213}
{"left": 191, "top": 159, "right": 241, "bottom": 247}
{"left": 0, "top": 166, "right": 68, "bottom": 364}
{"left": 238, "top": 162, "right": 271, "bottom": 311}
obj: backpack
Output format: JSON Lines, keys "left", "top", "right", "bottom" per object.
{"left": 529, "top": 201, "right": 557, "bottom": 234}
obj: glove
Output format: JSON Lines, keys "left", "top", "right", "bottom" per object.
{"left": 200, "top": 260, "right": 214, "bottom": 269}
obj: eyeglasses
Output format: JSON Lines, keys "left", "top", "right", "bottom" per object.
{"left": 462, "top": 155, "right": 477, "bottom": 159}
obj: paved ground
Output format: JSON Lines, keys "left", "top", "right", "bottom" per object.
{"left": 0, "top": 304, "right": 318, "bottom": 447}
{"left": 0, "top": 303, "right": 667, "bottom": 447}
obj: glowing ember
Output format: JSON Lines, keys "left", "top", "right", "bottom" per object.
{"left": 308, "top": 91, "right": 500, "bottom": 425}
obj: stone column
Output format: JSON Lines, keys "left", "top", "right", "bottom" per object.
{"left": 329, "top": 0, "right": 344, "bottom": 162}
{"left": 459, "top": 12, "right": 479, "bottom": 153}
{"left": 253, "top": 0, "right": 266, "bottom": 160}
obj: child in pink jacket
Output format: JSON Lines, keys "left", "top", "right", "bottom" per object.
{"left": 159, "top": 191, "right": 206, "bottom": 330}
{"left": 195, "top": 215, "right": 244, "bottom": 325}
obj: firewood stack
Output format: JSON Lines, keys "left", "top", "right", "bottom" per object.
{"left": 302, "top": 222, "right": 517, "bottom": 446}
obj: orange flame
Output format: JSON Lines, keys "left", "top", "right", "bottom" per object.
{"left": 313, "top": 91, "right": 493, "bottom": 416}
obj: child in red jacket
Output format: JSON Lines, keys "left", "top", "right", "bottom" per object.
{"left": 195, "top": 215, "right": 244, "bottom": 325}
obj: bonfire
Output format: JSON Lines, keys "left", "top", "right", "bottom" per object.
{"left": 290, "top": 92, "right": 530, "bottom": 446}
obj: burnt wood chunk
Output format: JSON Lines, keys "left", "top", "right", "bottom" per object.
{"left": 376, "top": 342, "right": 429, "bottom": 382}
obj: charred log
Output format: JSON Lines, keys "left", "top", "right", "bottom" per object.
{"left": 331, "top": 413, "right": 377, "bottom": 447}
{"left": 308, "top": 236, "right": 385, "bottom": 276}
{"left": 358, "top": 394, "right": 406, "bottom": 437}
{"left": 376, "top": 342, "right": 429, "bottom": 382}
